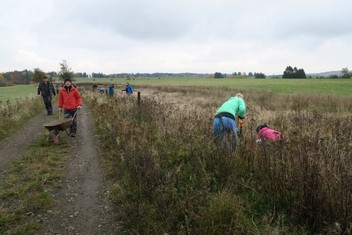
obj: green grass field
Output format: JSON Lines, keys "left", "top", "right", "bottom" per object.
{"left": 0, "top": 84, "right": 38, "bottom": 103}
{"left": 1, "top": 78, "right": 351, "bottom": 104}
{"left": 71, "top": 77, "right": 352, "bottom": 97}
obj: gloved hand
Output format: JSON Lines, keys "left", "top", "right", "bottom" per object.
{"left": 238, "top": 118, "right": 246, "bottom": 128}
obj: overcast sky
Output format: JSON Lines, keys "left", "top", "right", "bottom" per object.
{"left": 1, "top": 0, "right": 352, "bottom": 75}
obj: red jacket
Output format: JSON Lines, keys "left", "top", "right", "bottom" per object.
{"left": 258, "top": 127, "right": 284, "bottom": 142}
{"left": 58, "top": 86, "right": 82, "bottom": 110}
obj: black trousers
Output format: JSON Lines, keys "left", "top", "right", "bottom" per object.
{"left": 42, "top": 95, "right": 53, "bottom": 115}
{"left": 64, "top": 108, "right": 78, "bottom": 134}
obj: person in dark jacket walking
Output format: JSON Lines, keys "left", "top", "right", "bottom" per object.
{"left": 108, "top": 84, "right": 115, "bottom": 96}
{"left": 58, "top": 78, "right": 82, "bottom": 137}
{"left": 37, "top": 75, "right": 56, "bottom": 115}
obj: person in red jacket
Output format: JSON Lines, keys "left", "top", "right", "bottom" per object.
{"left": 58, "top": 78, "right": 82, "bottom": 137}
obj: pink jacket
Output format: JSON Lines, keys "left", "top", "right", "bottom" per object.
{"left": 257, "top": 127, "right": 284, "bottom": 142}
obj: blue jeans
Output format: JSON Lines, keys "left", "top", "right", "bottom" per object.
{"left": 213, "top": 116, "right": 238, "bottom": 144}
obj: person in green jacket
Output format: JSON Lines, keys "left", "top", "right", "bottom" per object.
{"left": 213, "top": 93, "right": 246, "bottom": 147}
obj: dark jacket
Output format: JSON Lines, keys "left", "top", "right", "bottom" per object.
{"left": 37, "top": 81, "right": 56, "bottom": 96}
{"left": 108, "top": 85, "right": 114, "bottom": 95}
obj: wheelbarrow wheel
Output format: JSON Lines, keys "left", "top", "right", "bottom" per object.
{"left": 48, "top": 130, "right": 60, "bottom": 143}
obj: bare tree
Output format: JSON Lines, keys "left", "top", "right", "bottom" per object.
{"left": 58, "top": 60, "right": 74, "bottom": 81}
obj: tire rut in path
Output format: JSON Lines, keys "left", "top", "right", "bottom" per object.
{"left": 41, "top": 106, "right": 115, "bottom": 235}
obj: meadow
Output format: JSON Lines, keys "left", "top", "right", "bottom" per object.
{"left": 83, "top": 83, "right": 352, "bottom": 234}
{"left": 1, "top": 79, "right": 352, "bottom": 233}
{"left": 2, "top": 78, "right": 352, "bottom": 99}
{"left": 70, "top": 77, "right": 352, "bottom": 96}
{"left": 0, "top": 84, "right": 38, "bottom": 103}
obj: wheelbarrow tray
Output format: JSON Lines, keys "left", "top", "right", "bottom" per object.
{"left": 43, "top": 119, "right": 73, "bottom": 131}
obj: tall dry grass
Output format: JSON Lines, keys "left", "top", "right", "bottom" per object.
{"left": 0, "top": 97, "right": 43, "bottom": 140}
{"left": 83, "top": 86, "right": 352, "bottom": 234}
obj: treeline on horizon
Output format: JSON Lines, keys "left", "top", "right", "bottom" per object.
{"left": 0, "top": 66, "right": 351, "bottom": 87}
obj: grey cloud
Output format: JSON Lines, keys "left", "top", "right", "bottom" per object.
{"left": 60, "top": 0, "right": 194, "bottom": 40}
{"left": 1, "top": 0, "right": 352, "bottom": 74}
{"left": 272, "top": 1, "right": 352, "bottom": 39}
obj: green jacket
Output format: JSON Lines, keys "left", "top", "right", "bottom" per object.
{"left": 215, "top": 97, "right": 246, "bottom": 119}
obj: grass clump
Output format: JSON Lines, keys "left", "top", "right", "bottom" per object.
{"left": 0, "top": 97, "right": 44, "bottom": 140}
{"left": 0, "top": 134, "right": 69, "bottom": 234}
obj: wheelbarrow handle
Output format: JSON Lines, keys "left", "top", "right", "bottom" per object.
{"left": 57, "top": 108, "right": 79, "bottom": 120}
{"left": 72, "top": 109, "right": 79, "bottom": 120}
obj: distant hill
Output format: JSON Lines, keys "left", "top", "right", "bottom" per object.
{"left": 307, "top": 71, "right": 342, "bottom": 77}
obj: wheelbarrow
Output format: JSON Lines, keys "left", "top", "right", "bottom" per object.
{"left": 43, "top": 111, "right": 77, "bottom": 142}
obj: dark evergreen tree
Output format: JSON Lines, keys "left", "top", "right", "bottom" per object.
{"left": 214, "top": 72, "right": 225, "bottom": 78}
{"left": 283, "top": 66, "right": 306, "bottom": 78}
{"left": 341, "top": 67, "right": 351, "bottom": 78}
{"left": 254, "top": 72, "right": 266, "bottom": 79}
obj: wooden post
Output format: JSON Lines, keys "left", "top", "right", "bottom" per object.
{"left": 137, "top": 92, "right": 141, "bottom": 106}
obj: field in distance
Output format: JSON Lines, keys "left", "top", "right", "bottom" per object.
{"left": 1, "top": 78, "right": 351, "bottom": 103}
{"left": 0, "top": 84, "right": 38, "bottom": 103}
{"left": 70, "top": 77, "right": 352, "bottom": 97}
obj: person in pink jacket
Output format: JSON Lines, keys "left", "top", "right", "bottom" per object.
{"left": 256, "top": 124, "right": 284, "bottom": 144}
{"left": 58, "top": 78, "right": 82, "bottom": 137}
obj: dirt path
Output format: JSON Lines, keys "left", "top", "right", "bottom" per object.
{"left": 40, "top": 106, "right": 115, "bottom": 234}
{"left": 0, "top": 105, "right": 115, "bottom": 234}
{"left": 0, "top": 112, "right": 50, "bottom": 173}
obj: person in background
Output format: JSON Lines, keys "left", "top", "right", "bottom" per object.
{"left": 55, "top": 83, "right": 60, "bottom": 95}
{"left": 37, "top": 75, "right": 56, "bottom": 115}
{"left": 256, "top": 124, "right": 284, "bottom": 144}
{"left": 122, "top": 82, "right": 133, "bottom": 95}
{"left": 213, "top": 93, "right": 246, "bottom": 146}
{"left": 58, "top": 78, "right": 82, "bottom": 137}
{"left": 97, "top": 86, "right": 105, "bottom": 93}
{"left": 108, "top": 84, "right": 115, "bottom": 96}
{"left": 93, "top": 83, "right": 98, "bottom": 91}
